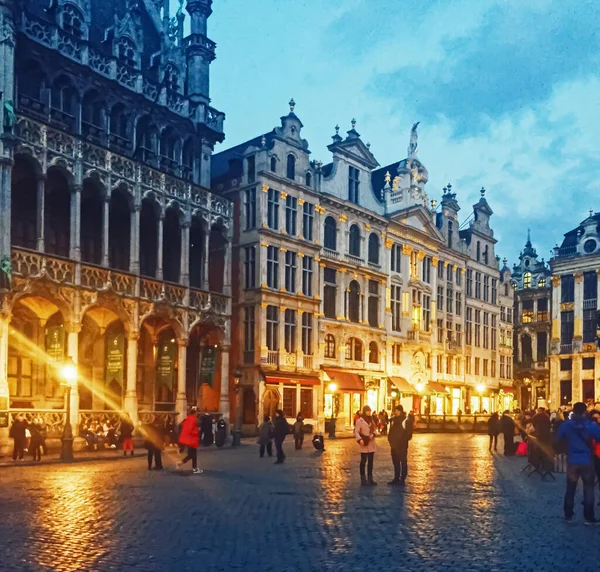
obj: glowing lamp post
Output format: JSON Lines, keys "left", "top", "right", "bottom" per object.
{"left": 60, "top": 358, "right": 77, "bottom": 462}
{"left": 327, "top": 382, "right": 338, "bottom": 439}
{"left": 232, "top": 368, "right": 243, "bottom": 447}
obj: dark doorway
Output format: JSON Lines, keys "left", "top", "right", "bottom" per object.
{"left": 109, "top": 188, "right": 131, "bottom": 271}
{"left": 163, "top": 207, "right": 181, "bottom": 283}
{"left": 140, "top": 199, "right": 158, "bottom": 277}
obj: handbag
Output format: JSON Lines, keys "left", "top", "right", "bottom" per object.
{"left": 516, "top": 441, "right": 527, "bottom": 456}
{"left": 359, "top": 433, "right": 370, "bottom": 446}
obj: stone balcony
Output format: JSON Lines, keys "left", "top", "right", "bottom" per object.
{"left": 10, "top": 247, "right": 230, "bottom": 317}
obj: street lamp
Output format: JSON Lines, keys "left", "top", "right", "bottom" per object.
{"left": 232, "top": 368, "right": 243, "bottom": 447}
{"left": 327, "top": 382, "right": 338, "bottom": 439}
{"left": 60, "top": 358, "right": 77, "bottom": 462}
{"left": 415, "top": 382, "right": 425, "bottom": 393}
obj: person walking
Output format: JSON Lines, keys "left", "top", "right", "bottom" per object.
{"left": 144, "top": 419, "right": 164, "bottom": 470}
{"left": 355, "top": 405, "right": 377, "bottom": 486}
{"left": 500, "top": 410, "right": 515, "bottom": 456}
{"left": 293, "top": 413, "right": 304, "bottom": 450}
{"left": 10, "top": 414, "right": 27, "bottom": 461}
{"left": 487, "top": 412, "right": 500, "bottom": 452}
{"left": 388, "top": 405, "right": 414, "bottom": 486}
{"left": 120, "top": 413, "right": 135, "bottom": 456}
{"left": 556, "top": 402, "right": 600, "bottom": 524}
{"left": 28, "top": 418, "right": 43, "bottom": 462}
{"left": 273, "top": 409, "right": 290, "bottom": 464}
{"left": 257, "top": 415, "right": 274, "bottom": 458}
{"left": 591, "top": 411, "right": 600, "bottom": 504}
{"left": 179, "top": 407, "right": 202, "bottom": 474}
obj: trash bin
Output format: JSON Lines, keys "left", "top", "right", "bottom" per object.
{"left": 215, "top": 418, "right": 227, "bottom": 447}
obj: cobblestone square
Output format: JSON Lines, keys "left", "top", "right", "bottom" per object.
{"left": 0, "top": 434, "right": 598, "bottom": 572}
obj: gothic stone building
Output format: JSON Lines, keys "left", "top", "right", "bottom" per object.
{"left": 512, "top": 233, "right": 551, "bottom": 409}
{"left": 0, "top": 0, "right": 233, "bottom": 452}
{"left": 213, "top": 105, "right": 515, "bottom": 432}
{"left": 549, "top": 212, "right": 600, "bottom": 408}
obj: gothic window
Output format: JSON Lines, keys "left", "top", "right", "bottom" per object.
{"left": 160, "top": 127, "right": 180, "bottom": 168}
{"left": 182, "top": 138, "right": 194, "bottom": 180}
{"left": 324, "top": 216, "right": 337, "bottom": 250}
{"left": 368, "top": 233, "right": 379, "bottom": 264}
{"left": 136, "top": 116, "right": 159, "bottom": 160}
{"left": 51, "top": 75, "right": 76, "bottom": 116}
{"left": 61, "top": 5, "right": 84, "bottom": 38}
{"left": 117, "top": 37, "right": 137, "bottom": 68}
{"left": 368, "top": 342, "right": 379, "bottom": 364}
{"left": 349, "top": 224, "right": 361, "bottom": 257}
{"left": 286, "top": 154, "right": 296, "bottom": 180}
{"left": 324, "top": 334, "right": 336, "bottom": 358}
{"left": 18, "top": 60, "right": 46, "bottom": 103}
{"left": 82, "top": 90, "right": 105, "bottom": 129}
{"left": 348, "top": 281, "right": 360, "bottom": 323}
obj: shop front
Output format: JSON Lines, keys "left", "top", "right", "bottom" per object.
{"left": 388, "top": 377, "right": 415, "bottom": 414}
{"left": 322, "top": 368, "right": 365, "bottom": 429}
{"left": 499, "top": 386, "right": 516, "bottom": 412}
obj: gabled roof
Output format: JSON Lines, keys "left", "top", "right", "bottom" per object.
{"left": 387, "top": 205, "right": 445, "bottom": 243}
{"left": 327, "top": 136, "right": 379, "bottom": 170}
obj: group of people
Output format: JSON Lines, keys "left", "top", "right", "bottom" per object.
{"left": 353, "top": 409, "right": 390, "bottom": 436}
{"left": 9, "top": 414, "right": 47, "bottom": 461}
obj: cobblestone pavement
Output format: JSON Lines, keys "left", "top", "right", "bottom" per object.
{"left": 1, "top": 434, "right": 599, "bottom": 572}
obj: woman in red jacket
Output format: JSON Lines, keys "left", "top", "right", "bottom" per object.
{"left": 179, "top": 407, "right": 201, "bottom": 474}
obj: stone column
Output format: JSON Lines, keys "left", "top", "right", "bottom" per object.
{"left": 101, "top": 194, "right": 110, "bottom": 267}
{"left": 279, "top": 247, "right": 286, "bottom": 293}
{"left": 551, "top": 275, "right": 561, "bottom": 344}
{"left": 129, "top": 203, "right": 140, "bottom": 275}
{"left": 156, "top": 210, "right": 164, "bottom": 281}
{"left": 67, "top": 328, "right": 80, "bottom": 429}
{"left": 574, "top": 272, "right": 584, "bottom": 341}
{"left": 531, "top": 332, "right": 538, "bottom": 362}
{"left": 124, "top": 333, "right": 139, "bottom": 423}
{"left": 0, "top": 313, "right": 10, "bottom": 454}
{"left": 222, "top": 238, "right": 232, "bottom": 296}
{"left": 175, "top": 340, "right": 188, "bottom": 420}
{"left": 379, "top": 279, "right": 386, "bottom": 329}
{"left": 336, "top": 270, "right": 345, "bottom": 320}
{"left": 69, "top": 184, "right": 82, "bottom": 262}
{"left": 219, "top": 344, "right": 231, "bottom": 424}
{"left": 36, "top": 175, "right": 45, "bottom": 252}
{"left": 202, "top": 230, "right": 210, "bottom": 290}
{"left": 180, "top": 221, "right": 190, "bottom": 287}
{"left": 549, "top": 355, "right": 560, "bottom": 407}
{"left": 572, "top": 354, "right": 582, "bottom": 403}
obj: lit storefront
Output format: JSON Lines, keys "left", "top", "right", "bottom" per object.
{"left": 322, "top": 368, "right": 365, "bottom": 428}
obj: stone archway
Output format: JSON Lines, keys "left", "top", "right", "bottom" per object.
{"left": 262, "top": 387, "right": 279, "bottom": 420}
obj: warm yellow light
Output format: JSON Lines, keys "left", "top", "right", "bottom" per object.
{"left": 477, "top": 383, "right": 485, "bottom": 394}
{"left": 328, "top": 382, "right": 337, "bottom": 393}
{"left": 61, "top": 363, "right": 77, "bottom": 385}
{"left": 415, "top": 382, "right": 425, "bottom": 393}
{"left": 391, "top": 390, "right": 398, "bottom": 398}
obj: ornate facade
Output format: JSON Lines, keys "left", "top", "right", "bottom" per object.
{"left": 213, "top": 106, "right": 515, "bottom": 433}
{"left": 0, "top": 0, "right": 232, "bottom": 452}
{"left": 549, "top": 212, "right": 600, "bottom": 407}
{"left": 512, "top": 232, "right": 551, "bottom": 408}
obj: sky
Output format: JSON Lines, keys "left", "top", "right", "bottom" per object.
{"left": 177, "top": 0, "right": 600, "bottom": 267}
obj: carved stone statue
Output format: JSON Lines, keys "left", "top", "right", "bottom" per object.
{"left": 408, "top": 122, "right": 420, "bottom": 158}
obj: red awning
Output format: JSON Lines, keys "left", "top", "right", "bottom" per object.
{"left": 322, "top": 368, "right": 364, "bottom": 392}
{"left": 500, "top": 386, "right": 516, "bottom": 395}
{"left": 427, "top": 381, "right": 450, "bottom": 394}
{"left": 389, "top": 377, "right": 415, "bottom": 394}
{"left": 265, "top": 374, "right": 320, "bottom": 386}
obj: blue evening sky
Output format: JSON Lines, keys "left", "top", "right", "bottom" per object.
{"left": 179, "top": 0, "right": 600, "bottom": 267}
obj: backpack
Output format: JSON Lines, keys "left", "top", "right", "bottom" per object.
{"left": 403, "top": 416, "right": 414, "bottom": 441}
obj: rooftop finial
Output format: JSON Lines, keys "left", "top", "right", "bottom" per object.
{"left": 366, "top": 142, "right": 371, "bottom": 149}
{"left": 384, "top": 171, "right": 391, "bottom": 185}
{"left": 447, "top": 183, "right": 452, "bottom": 192}
{"left": 289, "top": 98, "right": 295, "bottom": 112}
{"left": 527, "top": 228, "right": 531, "bottom": 243}
{"left": 480, "top": 186, "right": 486, "bottom": 197}
{"left": 335, "top": 124, "right": 339, "bottom": 135}
{"left": 351, "top": 118, "right": 356, "bottom": 129}
{"left": 443, "top": 186, "right": 447, "bottom": 195}
{"left": 260, "top": 135, "right": 266, "bottom": 148}
{"left": 431, "top": 199, "right": 437, "bottom": 210}
{"left": 590, "top": 208, "right": 594, "bottom": 217}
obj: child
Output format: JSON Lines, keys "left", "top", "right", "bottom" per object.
{"left": 312, "top": 432, "right": 325, "bottom": 452}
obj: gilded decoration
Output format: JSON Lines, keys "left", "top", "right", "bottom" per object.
{"left": 551, "top": 275, "right": 561, "bottom": 287}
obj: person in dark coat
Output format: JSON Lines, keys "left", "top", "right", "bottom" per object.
{"left": 487, "top": 412, "right": 500, "bottom": 452}
{"left": 120, "top": 414, "right": 135, "bottom": 456}
{"left": 293, "top": 414, "right": 304, "bottom": 450}
{"left": 387, "top": 405, "right": 413, "bottom": 486}
{"left": 202, "top": 415, "right": 214, "bottom": 447}
{"left": 143, "top": 420, "right": 165, "bottom": 470}
{"left": 28, "top": 418, "right": 43, "bottom": 462}
{"left": 257, "top": 415, "right": 274, "bottom": 458}
{"left": 273, "top": 409, "right": 290, "bottom": 464}
{"left": 557, "top": 402, "right": 600, "bottom": 524}
{"left": 532, "top": 407, "right": 552, "bottom": 443}
{"left": 500, "top": 411, "right": 515, "bottom": 456}
{"left": 10, "top": 415, "right": 27, "bottom": 461}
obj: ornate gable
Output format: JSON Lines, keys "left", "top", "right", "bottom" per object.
{"left": 388, "top": 205, "right": 444, "bottom": 244}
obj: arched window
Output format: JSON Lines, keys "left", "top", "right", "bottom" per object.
{"left": 117, "top": 37, "right": 136, "bottom": 68}
{"left": 368, "top": 341, "right": 379, "bottom": 364}
{"left": 51, "top": 75, "right": 76, "bottom": 116}
{"left": 163, "top": 64, "right": 179, "bottom": 92}
{"left": 324, "top": 216, "right": 337, "bottom": 250}
{"left": 349, "top": 224, "right": 361, "bottom": 257}
{"left": 368, "top": 233, "right": 379, "bottom": 264}
{"left": 160, "top": 128, "right": 180, "bottom": 169}
{"left": 324, "top": 334, "right": 336, "bottom": 358}
{"left": 305, "top": 172, "right": 312, "bottom": 187}
{"left": 348, "top": 281, "right": 360, "bottom": 323}
{"left": 345, "top": 337, "right": 363, "bottom": 361}
{"left": 270, "top": 156, "right": 277, "bottom": 173}
{"left": 61, "top": 5, "right": 84, "bottom": 38}
{"left": 136, "top": 116, "right": 158, "bottom": 162}
{"left": 110, "top": 104, "right": 128, "bottom": 138}
{"left": 504, "top": 283, "right": 509, "bottom": 296}
{"left": 523, "top": 272, "right": 532, "bottom": 288}
{"left": 286, "top": 154, "right": 296, "bottom": 180}
{"left": 82, "top": 90, "right": 105, "bottom": 130}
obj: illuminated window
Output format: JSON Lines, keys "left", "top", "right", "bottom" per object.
{"left": 538, "top": 278, "right": 546, "bottom": 288}
{"left": 523, "top": 272, "right": 532, "bottom": 288}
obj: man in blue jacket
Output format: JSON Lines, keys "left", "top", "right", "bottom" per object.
{"left": 556, "top": 402, "right": 600, "bottom": 524}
